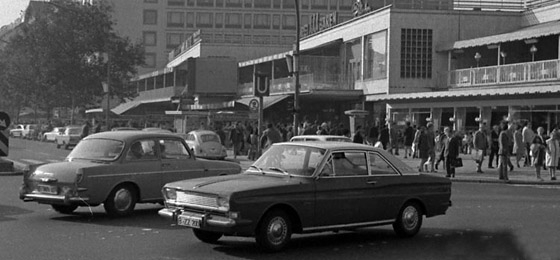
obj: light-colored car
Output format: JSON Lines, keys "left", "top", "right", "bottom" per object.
{"left": 184, "top": 130, "right": 227, "bottom": 160}
{"left": 9, "top": 124, "right": 25, "bottom": 137}
{"left": 290, "top": 135, "right": 352, "bottom": 143}
{"left": 159, "top": 142, "right": 452, "bottom": 252}
{"left": 41, "top": 127, "right": 66, "bottom": 142}
{"left": 19, "top": 131, "right": 242, "bottom": 216}
{"left": 142, "top": 127, "right": 172, "bottom": 133}
{"left": 55, "top": 126, "right": 82, "bottom": 149}
{"left": 22, "top": 124, "right": 39, "bottom": 139}
{"left": 111, "top": 127, "right": 139, "bottom": 131}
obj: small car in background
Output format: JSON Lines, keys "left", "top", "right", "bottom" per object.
{"left": 55, "top": 126, "right": 82, "bottom": 149}
{"left": 159, "top": 142, "right": 452, "bottom": 252}
{"left": 22, "top": 124, "right": 39, "bottom": 139}
{"left": 41, "top": 127, "right": 66, "bottom": 142}
{"left": 290, "top": 135, "right": 352, "bottom": 143}
{"left": 19, "top": 131, "right": 242, "bottom": 216}
{"left": 184, "top": 130, "right": 227, "bottom": 160}
{"left": 9, "top": 124, "right": 25, "bottom": 138}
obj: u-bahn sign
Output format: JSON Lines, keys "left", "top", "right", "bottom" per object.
{"left": 0, "top": 111, "right": 11, "bottom": 156}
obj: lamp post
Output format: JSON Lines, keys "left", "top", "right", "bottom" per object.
{"left": 500, "top": 51, "right": 507, "bottom": 65}
{"left": 292, "top": 0, "right": 301, "bottom": 137}
{"left": 530, "top": 45, "right": 537, "bottom": 62}
{"left": 102, "top": 53, "right": 110, "bottom": 130}
{"left": 474, "top": 52, "right": 481, "bottom": 67}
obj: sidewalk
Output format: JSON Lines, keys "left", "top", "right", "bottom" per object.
{"left": 228, "top": 150, "right": 560, "bottom": 186}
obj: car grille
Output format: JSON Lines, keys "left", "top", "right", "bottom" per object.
{"left": 176, "top": 191, "right": 218, "bottom": 209}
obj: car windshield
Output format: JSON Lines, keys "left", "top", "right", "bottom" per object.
{"left": 67, "top": 138, "right": 125, "bottom": 161}
{"left": 200, "top": 134, "right": 220, "bottom": 143}
{"left": 251, "top": 145, "right": 327, "bottom": 177}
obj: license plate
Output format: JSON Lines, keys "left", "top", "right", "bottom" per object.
{"left": 37, "top": 185, "right": 58, "bottom": 195}
{"left": 177, "top": 215, "right": 201, "bottom": 228}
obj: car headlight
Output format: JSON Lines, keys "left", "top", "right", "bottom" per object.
{"left": 163, "top": 187, "right": 177, "bottom": 201}
{"left": 217, "top": 196, "right": 229, "bottom": 211}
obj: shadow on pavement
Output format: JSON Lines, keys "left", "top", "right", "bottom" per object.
{"left": 210, "top": 228, "right": 528, "bottom": 260}
{"left": 0, "top": 204, "right": 34, "bottom": 222}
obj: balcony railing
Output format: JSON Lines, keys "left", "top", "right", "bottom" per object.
{"left": 238, "top": 73, "right": 350, "bottom": 96}
{"left": 449, "top": 59, "right": 559, "bottom": 88}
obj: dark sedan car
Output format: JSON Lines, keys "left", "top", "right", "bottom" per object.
{"left": 20, "top": 131, "right": 242, "bottom": 216}
{"left": 159, "top": 142, "right": 452, "bottom": 252}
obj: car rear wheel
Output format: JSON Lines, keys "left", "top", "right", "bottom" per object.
{"left": 104, "top": 184, "right": 137, "bottom": 217}
{"left": 393, "top": 202, "right": 423, "bottom": 238}
{"left": 51, "top": 204, "right": 78, "bottom": 214}
{"left": 193, "top": 229, "right": 223, "bottom": 244}
{"left": 255, "top": 209, "right": 292, "bottom": 252}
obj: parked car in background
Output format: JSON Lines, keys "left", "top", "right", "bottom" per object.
{"left": 159, "top": 142, "right": 452, "bottom": 252}
{"left": 55, "top": 126, "right": 82, "bottom": 149}
{"left": 290, "top": 135, "right": 352, "bottom": 143}
{"left": 22, "top": 124, "right": 39, "bottom": 139}
{"left": 20, "top": 131, "right": 242, "bottom": 216}
{"left": 184, "top": 130, "right": 227, "bottom": 160}
{"left": 111, "top": 127, "right": 139, "bottom": 131}
{"left": 9, "top": 124, "right": 25, "bottom": 138}
{"left": 142, "top": 127, "right": 172, "bottom": 133}
{"left": 41, "top": 127, "right": 66, "bottom": 142}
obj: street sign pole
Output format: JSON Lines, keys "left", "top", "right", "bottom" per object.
{"left": 258, "top": 96, "right": 263, "bottom": 156}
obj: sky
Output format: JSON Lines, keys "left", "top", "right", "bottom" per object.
{"left": 0, "top": 0, "right": 30, "bottom": 27}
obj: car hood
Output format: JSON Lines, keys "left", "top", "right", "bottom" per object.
{"left": 29, "top": 161, "right": 103, "bottom": 183}
{"left": 165, "top": 173, "right": 307, "bottom": 196}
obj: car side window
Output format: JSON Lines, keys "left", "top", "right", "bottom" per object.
{"left": 126, "top": 140, "right": 157, "bottom": 161}
{"left": 331, "top": 151, "right": 368, "bottom": 176}
{"left": 369, "top": 152, "right": 398, "bottom": 175}
{"left": 186, "top": 134, "right": 195, "bottom": 141}
{"left": 158, "top": 139, "right": 191, "bottom": 159}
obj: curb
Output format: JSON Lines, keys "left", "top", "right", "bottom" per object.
{"left": 450, "top": 178, "right": 560, "bottom": 186}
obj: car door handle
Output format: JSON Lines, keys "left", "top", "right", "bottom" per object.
{"left": 366, "top": 180, "right": 377, "bottom": 185}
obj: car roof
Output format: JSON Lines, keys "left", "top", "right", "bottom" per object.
{"left": 83, "top": 130, "right": 182, "bottom": 142}
{"left": 290, "top": 135, "right": 351, "bottom": 140}
{"left": 188, "top": 130, "right": 218, "bottom": 135}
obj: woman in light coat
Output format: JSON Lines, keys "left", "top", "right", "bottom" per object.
{"left": 545, "top": 128, "right": 559, "bottom": 181}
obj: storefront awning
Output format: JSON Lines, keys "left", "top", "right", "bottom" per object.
{"left": 438, "top": 20, "right": 560, "bottom": 51}
{"left": 112, "top": 97, "right": 173, "bottom": 115}
{"left": 366, "top": 85, "right": 560, "bottom": 102}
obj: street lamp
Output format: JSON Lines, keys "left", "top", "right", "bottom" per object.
{"left": 101, "top": 53, "right": 110, "bottom": 130}
{"left": 500, "top": 51, "right": 507, "bottom": 65}
{"left": 474, "top": 52, "right": 481, "bottom": 67}
{"left": 530, "top": 45, "right": 538, "bottom": 62}
{"left": 292, "top": 0, "right": 301, "bottom": 137}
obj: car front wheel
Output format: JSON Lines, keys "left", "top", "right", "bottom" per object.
{"left": 255, "top": 209, "right": 292, "bottom": 252}
{"left": 51, "top": 204, "right": 78, "bottom": 214}
{"left": 193, "top": 229, "right": 223, "bottom": 244}
{"left": 104, "top": 184, "right": 137, "bottom": 217}
{"left": 393, "top": 202, "right": 423, "bottom": 238}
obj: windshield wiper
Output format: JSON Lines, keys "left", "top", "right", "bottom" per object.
{"left": 249, "top": 165, "right": 264, "bottom": 174}
{"left": 267, "top": 167, "right": 292, "bottom": 178}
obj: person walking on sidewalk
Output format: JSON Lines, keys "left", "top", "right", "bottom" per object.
{"left": 513, "top": 123, "right": 526, "bottom": 168}
{"left": 545, "top": 127, "right": 559, "bottom": 181}
{"left": 498, "top": 121, "right": 511, "bottom": 181}
{"left": 445, "top": 129, "right": 462, "bottom": 178}
{"left": 488, "top": 125, "right": 500, "bottom": 169}
{"left": 403, "top": 122, "right": 414, "bottom": 158}
{"left": 435, "top": 127, "right": 448, "bottom": 171}
{"left": 473, "top": 124, "right": 488, "bottom": 173}
{"left": 536, "top": 126, "right": 549, "bottom": 170}
{"left": 531, "top": 132, "right": 546, "bottom": 181}
{"left": 522, "top": 122, "right": 535, "bottom": 166}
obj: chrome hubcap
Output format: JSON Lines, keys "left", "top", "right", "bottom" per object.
{"left": 402, "top": 206, "right": 419, "bottom": 230}
{"left": 113, "top": 188, "right": 132, "bottom": 211}
{"left": 267, "top": 217, "right": 287, "bottom": 245}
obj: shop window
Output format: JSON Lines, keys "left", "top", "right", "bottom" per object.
{"left": 143, "top": 31, "right": 157, "bottom": 46}
{"left": 225, "top": 0, "right": 242, "bottom": 7}
{"left": 225, "top": 13, "right": 242, "bottom": 28}
{"left": 167, "top": 12, "right": 185, "bottom": 28}
{"left": 364, "top": 30, "right": 387, "bottom": 80}
{"left": 166, "top": 33, "right": 183, "bottom": 49}
{"left": 196, "top": 12, "right": 213, "bottom": 28}
{"left": 254, "top": 0, "right": 270, "bottom": 8}
{"left": 215, "top": 13, "right": 223, "bottom": 28}
{"left": 168, "top": 0, "right": 185, "bottom": 6}
{"left": 143, "top": 10, "right": 158, "bottom": 25}
{"left": 282, "top": 14, "right": 296, "bottom": 30}
{"left": 244, "top": 14, "right": 252, "bottom": 28}
{"left": 400, "top": 28, "right": 433, "bottom": 79}
{"left": 144, "top": 53, "right": 157, "bottom": 68}
{"left": 254, "top": 14, "right": 270, "bottom": 29}
{"left": 346, "top": 38, "right": 362, "bottom": 83}
{"left": 311, "top": 0, "right": 328, "bottom": 9}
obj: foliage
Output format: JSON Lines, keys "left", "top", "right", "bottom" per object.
{"left": 0, "top": 0, "right": 144, "bottom": 121}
